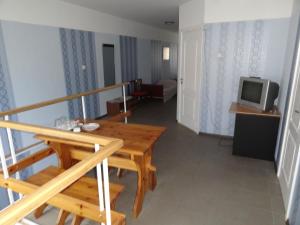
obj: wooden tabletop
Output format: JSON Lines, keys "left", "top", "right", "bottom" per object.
{"left": 37, "top": 121, "right": 166, "bottom": 156}
{"left": 229, "top": 102, "right": 280, "bottom": 118}
{"left": 91, "top": 120, "right": 166, "bottom": 155}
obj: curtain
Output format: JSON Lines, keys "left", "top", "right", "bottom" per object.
{"left": 120, "top": 36, "right": 138, "bottom": 82}
{"left": 59, "top": 28, "right": 99, "bottom": 119}
{"left": 151, "top": 40, "right": 163, "bottom": 83}
{"left": 169, "top": 43, "right": 178, "bottom": 79}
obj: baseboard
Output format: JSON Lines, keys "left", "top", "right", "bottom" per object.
{"left": 198, "top": 131, "right": 233, "bottom": 139}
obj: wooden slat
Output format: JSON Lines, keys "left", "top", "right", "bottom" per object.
{"left": 0, "top": 175, "right": 125, "bottom": 224}
{"left": 0, "top": 140, "right": 123, "bottom": 225}
{"left": 0, "top": 83, "right": 128, "bottom": 117}
{"left": 0, "top": 120, "right": 118, "bottom": 146}
{"left": 69, "top": 149, "right": 138, "bottom": 172}
{"left": 229, "top": 102, "right": 280, "bottom": 117}
{"left": 1, "top": 148, "right": 55, "bottom": 175}
{"left": 37, "top": 135, "right": 94, "bottom": 148}
{"left": 26, "top": 166, "right": 124, "bottom": 206}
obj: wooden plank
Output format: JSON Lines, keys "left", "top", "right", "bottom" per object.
{"left": 26, "top": 166, "right": 124, "bottom": 206}
{"left": 229, "top": 102, "right": 280, "bottom": 117}
{"left": 0, "top": 140, "right": 123, "bottom": 225}
{"left": 69, "top": 149, "right": 138, "bottom": 172}
{"left": 1, "top": 148, "right": 55, "bottom": 175}
{"left": 0, "top": 120, "right": 119, "bottom": 146}
{"left": 0, "top": 175, "right": 125, "bottom": 224}
{"left": 0, "top": 83, "right": 129, "bottom": 117}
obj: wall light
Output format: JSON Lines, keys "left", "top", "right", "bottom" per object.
{"left": 163, "top": 47, "right": 170, "bottom": 61}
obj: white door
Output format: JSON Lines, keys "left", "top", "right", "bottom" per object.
{"left": 278, "top": 41, "right": 300, "bottom": 219}
{"left": 177, "top": 28, "right": 202, "bottom": 133}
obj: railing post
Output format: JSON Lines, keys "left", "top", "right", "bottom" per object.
{"left": 81, "top": 96, "right": 87, "bottom": 121}
{"left": 122, "top": 84, "right": 128, "bottom": 124}
{"left": 4, "top": 115, "right": 23, "bottom": 199}
{"left": 0, "top": 129, "right": 15, "bottom": 204}
{"left": 102, "top": 158, "right": 111, "bottom": 225}
{"left": 95, "top": 144, "right": 105, "bottom": 225}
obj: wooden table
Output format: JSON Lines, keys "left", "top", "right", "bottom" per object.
{"left": 37, "top": 120, "right": 166, "bottom": 217}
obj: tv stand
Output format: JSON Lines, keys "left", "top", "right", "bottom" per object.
{"left": 229, "top": 102, "right": 280, "bottom": 161}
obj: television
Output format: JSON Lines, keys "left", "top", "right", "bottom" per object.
{"left": 237, "top": 77, "right": 279, "bottom": 111}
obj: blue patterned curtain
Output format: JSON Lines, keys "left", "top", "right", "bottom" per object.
{"left": 120, "top": 36, "right": 138, "bottom": 82}
{"left": 59, "top": 28, "right": 99, "bottom": 119}
{"left": 151, "top": 40, "right": 163, "bottom": 83}
{"left": 200, "top": 19, "right": 289, "bottom": 136}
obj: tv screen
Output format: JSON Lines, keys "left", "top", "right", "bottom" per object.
{"left": 241, "top": 81, "right": 263, "bottom": 104}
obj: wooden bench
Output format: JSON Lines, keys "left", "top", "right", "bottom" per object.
{"left": 27, "top": 166, "right": 125, "bottom": 225}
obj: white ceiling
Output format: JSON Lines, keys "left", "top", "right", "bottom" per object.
{"left": 61, "top": 0, "right": 187, "bottom": 31}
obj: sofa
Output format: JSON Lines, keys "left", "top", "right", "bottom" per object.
{"left": 141, "top": 79, "right": 177, "bottom": 102}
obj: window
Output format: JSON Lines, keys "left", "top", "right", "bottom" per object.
{"left": 163, "top": 47, "right": 170, "bottom": 61}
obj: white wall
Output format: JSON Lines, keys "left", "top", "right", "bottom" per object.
{"left": 179, "top": 0, "right": 205, "bottom": 30}
{"left": 1, "top": 21, "right": 68, "bottom": 172}
{"left": 95, "top": 32, "right": 123, "bottom": 116}
{"left": 205, "top": 0, "right": 293, "bottom": 23}
{"left": 0, "top": 0, "right": 177, "bottom": 43}
{"left": 137, "top": 39, "right": 152, "bottom": 84}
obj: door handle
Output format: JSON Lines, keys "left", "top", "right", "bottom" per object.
{"left": 180, "top": 78, "right": 183, "bottom": 84}
{"left": 295, "top": 110, "right": 300, "bottom": 114}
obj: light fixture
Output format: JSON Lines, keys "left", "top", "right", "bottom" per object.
{"left": 163, "top": 47, "right": 170, "bottom": 61}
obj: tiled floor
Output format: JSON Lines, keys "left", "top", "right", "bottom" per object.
{"left": 29, "top": 97, "right": 285, "bottom": 225}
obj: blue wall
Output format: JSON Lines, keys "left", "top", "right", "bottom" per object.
{"left": 200, "top": 18, "right": 290, "bottom": 136}
{"left": 0, "top": 19, "right": 177, "bottom": 209}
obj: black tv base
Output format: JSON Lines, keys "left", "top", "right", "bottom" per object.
{"left": 230, "top": 102, "right": 280, "bottom": 161}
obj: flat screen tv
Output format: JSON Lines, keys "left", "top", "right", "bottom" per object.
{"left": 237, "top": 77, "right": 279, "bottom": 111}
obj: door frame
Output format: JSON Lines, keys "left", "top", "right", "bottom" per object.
{"left": 177, "top": 26, "right": 203, "bottom": 133}
{"left": 277, "top": 20, "right": 300, "bottom": 220}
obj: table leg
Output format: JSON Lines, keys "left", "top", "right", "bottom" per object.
{"left": 56, "top": 209, "right": 70, "bottom": 225}
{"left": 34, "top": 203, "right": 48, "bottom": 219}
{"left": 145, "top": 147, "right": 157, "bottom": 191}
{"left": 132, "top": 155, "right": 145, "bottom": 218}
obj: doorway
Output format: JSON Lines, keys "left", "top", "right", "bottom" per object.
{"left": 177, "top": 28, "right": 202, "bottom": 133}
{"left": 103, "top": 44, "right": 116, "bottom": 87}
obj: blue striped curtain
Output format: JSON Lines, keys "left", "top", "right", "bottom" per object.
{"left": 169, "top": 43, "right": 178, "bottom": 79}
{"left": 59, "top": 28, "right": 99, "bottom": 119}
{"left": 151, "top": 40, "right": 163, "bottom": 83}
{"left": 120, "top": 36, "right": 138, "bottom": 82}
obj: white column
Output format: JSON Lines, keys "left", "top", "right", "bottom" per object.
{"left": 0, "top": 131, "right": 14, "bottom": 204}
{"left": 95, "top": 144, "right": 105, "bottom": 225}
{"left": 81, "top": 96, "right": 87, "bottom": 121}
{"left": 102, "top": 158, "right": 111, "bottom": 225}
{"left": 122, "top": 85, "right": 128, "bottom": 124}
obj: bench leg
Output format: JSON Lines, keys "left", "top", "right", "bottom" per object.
{"left": 71, "top": 215, "right": 83, "bottom": 225}
{"left": 56, "top": 209, "right": 70, "bottom": 225}
{"left": 34, "top": 203, "right": 48, "bottom": 219}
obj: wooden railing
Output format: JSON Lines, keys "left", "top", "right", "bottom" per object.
{"left": 0, "top": 120, "right": 123, "bottom": 225}
{"left": 0, "top": 83, "right": 129, "bottom": 225}
{"left": 0, "top": 82, "right": 128, "bottom": 117}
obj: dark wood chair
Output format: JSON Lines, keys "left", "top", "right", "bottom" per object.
{"left": 128, "top": 79, "right": 148, "bottom": 100}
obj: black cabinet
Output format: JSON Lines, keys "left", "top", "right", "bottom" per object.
{"left": 230, "top": 103, "right": 280, "bottom": 161}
